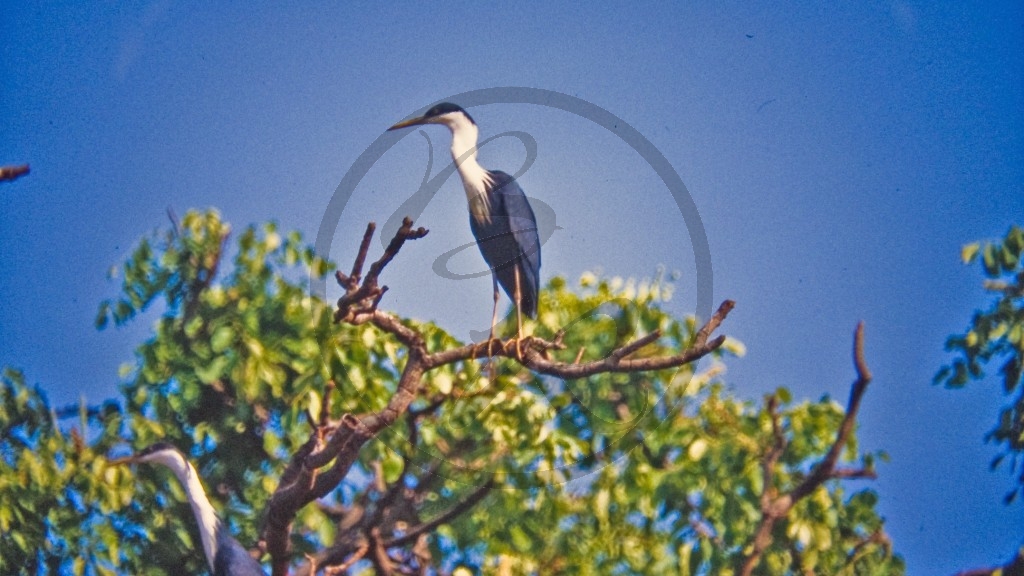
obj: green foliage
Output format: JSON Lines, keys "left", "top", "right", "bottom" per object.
{"left": 0, "top": 368, "right": 130, "bottom": 575}
{"left": 938, "top": 225, "right": 1024, "bottom": 502}
{"left": 0, "top": 210, "right": 902, "bottom": 574}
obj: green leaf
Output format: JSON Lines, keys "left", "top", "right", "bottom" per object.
{"left": 961, "top": 242, "right": 981, "bottom": 264}
{"left": 307, "top": 389, "right": 322, "bottom": 423}
{"left": 1, "top": 213, "right": 913, "bottom": 575}
{"left": 195, "top": 355, "right": 229, "bottom": 384}
{"left": 983, "top": 243, "right": 999, "bottom": 276}
{"left": 776, "top": 387, "right": 792, "bottom": 404}
{"left": 1002, "top": 244, "right": 1019, "bottom": 270}
{"left": 210, "top": 325, "right": 235, "bottom": 352}
{"left": 381, "top": 449, "right": 404, "bottom": 484}
{"left": 509, "top": 525, "right": 532, "bottom": 552}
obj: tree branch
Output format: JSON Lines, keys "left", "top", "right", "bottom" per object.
{"left": 831, "top": 467, "right": 878, "bottom": 481}
{"left": 334, "top": 218, "right": 427, "bottom": 323}
{"left": 266, "top": 218, "right": 734, "bottom": 574}
{"left": 844, "top": 528, "right": 890, "bottom": 568}
{"left": 264, "top": 220, "right": 433, "bottom": 575}
{"left": 790, "top": 321, "right": 872, "bottom": 502}
{"left": 383, "top": 480, "right": 493, "bottom": 548}
{"left": 426, "top": 300, "right": 735, "bottom": 378}
{"left": 739, "top": 322, "right": 879, "bottom": 576}
{"left": 0, "top": 164, "right": 29, "bottom": 183}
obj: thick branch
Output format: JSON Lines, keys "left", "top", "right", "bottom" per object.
{"left": 264, "top": 220, "right": 431, "bottom": 575}
{"left": 264, "top": 415, "right": 373, "bottom": 576}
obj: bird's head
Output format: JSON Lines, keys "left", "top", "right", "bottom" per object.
{"left": 388, "top": 102, "right": 476, "bottom": 131}
{"left": 111, "top": 442, "right": 190, "bottom": 476}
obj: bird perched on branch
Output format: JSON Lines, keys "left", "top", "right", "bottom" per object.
{"left": 114, "top": 442, "right": 264, "bottom": 576}
{"left": 388, "top": 103, "right": 541, "bottom": 356}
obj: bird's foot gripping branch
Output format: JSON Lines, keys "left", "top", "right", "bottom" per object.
{"left": 260, "top": 216, "right": 737, "bottom": 575}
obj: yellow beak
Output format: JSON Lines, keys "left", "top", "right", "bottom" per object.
{"left": 387, "top": 116, "right": 428, "bottom": 131}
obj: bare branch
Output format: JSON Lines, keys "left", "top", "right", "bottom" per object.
{"left": 318, "top": 381, "right": 335, "bottom": 428}
{"left": 573, "top": 347, "right": 586, "bottom": 364}
{"left": 383, "top": 481, "right": 493, "bottom": 548}
{"left": 852, "top": 321, "right": 872, "bottom": 382}
{"left": 426, "top": 300, "right": 735, "bottom": 378}
{"left": 609, "top": 330, "right": 662, "bottom": 362}
{"left": 351, "top": 222, "right": 377, "bottom": 282}
{"left": 740, "top": 322, "right": 880, "bottom": 576}
{"left": 265, "top": 216, "right": 431, "bottom": 572}
{"left": 324, "top": 542, "right": 368, "bottom": 575}
{"left": 166, "top": 207, "right": 181, "bottom": 238}
{"left": 353, "top": 309, "right": 424, "bottom": 349}
{"left": 368, "top": 218, "right": 428, "bottom": 282}
{"left": 831, "top": 467, "right": 877, "bottom": 481}
{"left": 335, "top": 218, "right": 428, "bottom": 323}
{"left": 264, "top": 416, "right": 374, "bottom": 576}
{"left": 790, "top": 322, "right": 872, "bottom": 502}
{"left": 0, "top": 164, "right": 29, "bottom": 183}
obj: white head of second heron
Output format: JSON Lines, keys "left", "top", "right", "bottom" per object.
{"left": 116, "top": 443, "right": 264, "bottom": 576}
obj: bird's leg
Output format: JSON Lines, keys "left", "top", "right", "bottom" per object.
{"left": 489, "top": 274, "right": 501, "bottom": 357}
{"left": 513, "top": 265, "right": 524, "bottom": 360}
{"left": 472, "top": 275, "right": 501, "bottom": 358}
{"left": 474, "top": 274, "right": 499, "bottom": 381}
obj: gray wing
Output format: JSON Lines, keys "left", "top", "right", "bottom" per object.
{"left": 214, "top": 530, "right": 264, "bottom": 576}
{"left": 469, "top": 170, "right": 541, "bottom": 317}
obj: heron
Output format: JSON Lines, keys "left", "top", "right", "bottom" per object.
{"left": 114, "top": 442, "right": 265, "bottom": 576}
{"left": 388, "top": 103, "right": 541, "bottom": 357}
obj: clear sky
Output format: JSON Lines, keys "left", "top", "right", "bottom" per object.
{"left": 2, "top": 2, "right": 1022, "bottom": 573}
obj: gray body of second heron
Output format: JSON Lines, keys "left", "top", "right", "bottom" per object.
{"left": 122, "top": 442, "right": 264, "bottom": 576}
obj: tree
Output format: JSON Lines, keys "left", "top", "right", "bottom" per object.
{"left": 1, "top": 210, "right": 901, "bottom": 575}
{"left": 939, "top": 225, "right": 1024, "bottom": 576}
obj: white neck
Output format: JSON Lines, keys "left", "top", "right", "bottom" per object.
{"left": 152, "top": 451, "right": 221, "bottom": 572}
{"left": 440, "top": 113, "right": 494, "bottom": 223}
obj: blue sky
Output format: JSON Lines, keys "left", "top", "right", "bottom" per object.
{"left": 2, "top": 2, "right": 1022, "bottom": 573}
